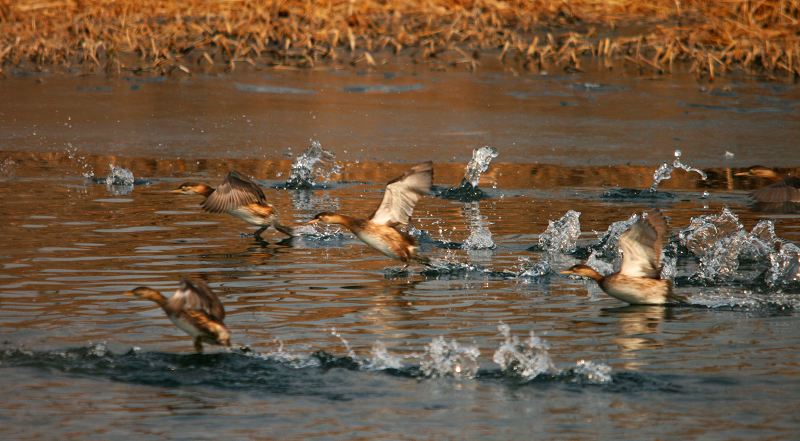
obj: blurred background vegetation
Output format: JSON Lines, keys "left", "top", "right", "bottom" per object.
{"left": 1, "top": 0, "right": 798, "bottom": 79}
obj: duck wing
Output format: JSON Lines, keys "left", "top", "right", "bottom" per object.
{"left": 370, "top": 162, "right": 433, "bottom": 226}
{"left": 202, "top": 171, "right": 267, "bottom": 213}
{"left": 618, "top": 210, "right": 667, "bottom": 279}
{"left": 168, "top": 278, "right": 226, "bottom": 321}
{"left": 752, "top": 177, "right": 800, "bottom": 203}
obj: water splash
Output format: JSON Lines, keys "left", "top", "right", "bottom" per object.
{"left": 65, "top": 142, "right": 94, "bottom": 178}
{"left": 648, "top": 149, "right": 707, "bottom": 192}
{"left": 679, "top": 208, "right": 781, "bottom": 283}
{"left": 492, "top": 324, "right": 556, "bottom": 380}
{"left": 767, "top": 243, "right": 800, "bottom": 288}
{"left": 330, "top": 327, "right": 358, "bottom": 360}
{"left": 438, "top": 146, "right": 498, "bottom": 201}
{"left": 465, "top": 146, "right": 499, "bottom": 188}
{"left": 589, "top": 213, "right": 639, "bottom": 259}
{"left": 515, "top": 256, "right": 552, "bottom": 280}
{"left": 677, "top": 207, "right": 742, "bottom": 256}
{"left": 461, "top": 202, "right": 496, "bottom": 250}
{"left": 104, "top": 163, "right": 135, "bottom": 195}
{"left": 283, "top": 140, "right": 341, "bottom": 189}
{"left": 419, "top": 336, "right": 481, "bottom": 379}
{"left": 571, "top": 360, "right": 613, "bottom": 384}
{"left": 365, "top": 341, "right": 404, "bottom": 370}
{"left": 603, "top": 150, "right": 706, "bottom": 199}
{"left": 538, "top": 210, "right": 581, "bottom": 254}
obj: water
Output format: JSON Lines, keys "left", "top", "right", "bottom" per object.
{"left": 1, "top": 67, "right": 800, "bottom": 440}
{"left": 282, "top": 140, "right": 340, "bottom": 189}
{"left": 438, "top": 146, "right": 499, "bottom": 200}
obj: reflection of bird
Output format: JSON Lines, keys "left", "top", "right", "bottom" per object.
{"left": 125, "top": 278, "right": 231, "bottom": 353}
{"left": 735, "top": 166, "right": 800, "bottom": 204}
{"left": 173, "top": 171, "right": 293, "bottom": 240}
{"left": 310, "top": 162, "right": 433, "bottom": 268}
{"left": 560, "top": 210, "right": 687, "bottom": 305}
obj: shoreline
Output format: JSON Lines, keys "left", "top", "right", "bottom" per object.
{"left": 2, "top": 0, "right": 798, "bottom": 81}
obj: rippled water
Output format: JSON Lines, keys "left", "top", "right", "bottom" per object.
{"left": 1, "top": 67, "right": 799, "bottom": 440}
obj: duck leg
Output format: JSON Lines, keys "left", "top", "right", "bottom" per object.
{"left": 253, "top": 226, "right": 268, "bottom": 240}
{"left": 273, "top": 222, "right": 294, "bottom": 237}
{"left": 194, "top": 337, "right": 204, "bottom": 353}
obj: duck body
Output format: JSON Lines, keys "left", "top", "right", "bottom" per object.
{"left": 320, "top": 214, "right": 426, "bottom": 263}
{"left": 125, "top": 278, "right": 231, "bottom": 352}
{"left": 736, "top": 167, "right": 800, "bottom": 204}
{"left": 561, "top": 210, "right": 687, "bottom": 306}
{"left": 600, "top": 273, "right": 679, "bottom": 305}
{"left": 311, "top": 162, "right": 433, "bottom": 267}
{"left": 174, "top": 171, "right": 293, "bottom": 239}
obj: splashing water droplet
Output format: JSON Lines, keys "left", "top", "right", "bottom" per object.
{"left": 284, "top": 140, "right": 340, "bottom": 189}
{"left": 419, "top": 336, "right": 480, "bottom": 379}
{"left": 492, "top": 323, "right": 556, "bottom": 380}
{"left": 461, "top": 202, "right": 496, "bottom": 250}
{"left": 767, "top": 243, "right": 800, "bottom": 288}
{"left": 104, "top": 163, "right": 135, "bottom": 195}
{"left": 464, "top": 146, "right": 499, "bottom": 188}
{"left": 649, "top": 149, "right": 707, "bottom": 192}
{"left": 539, "top": 210, "right": 581, "bottom": 254}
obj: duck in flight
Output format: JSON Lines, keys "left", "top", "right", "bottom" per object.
{"left": 735, "top": 166, "right": 800, "bottom": 205}
{"left": 310, "top": 162, "right": 433, "bottom": 268}
{"left": 560, "top": 210, "right": 687, "bottom": 305}
{"left": 124, "top": 278, "right": 231, "bottom": 353}
{"left": 173, "top": 171, "right": 293, "bottom": 240}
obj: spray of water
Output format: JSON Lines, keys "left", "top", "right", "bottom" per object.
{"left": 493, "top": 323, "right": 556, "bottom": 380}
{"left": 439, "top": 146, "right": 498, "bottom": 201}
{"left": 649, "top": 149, "right": 707, "bottom": 192}
{"left": 538, "top": 210, "right": 581, "bottom": 254}
{"left": 461, "top": 202, "right": 496, "bottom": 250}
{"left": 465, "top": 146, "right": 499, "bottom": 188}
{"left": 284, "top": 140, "right": 341, "bottom": 189}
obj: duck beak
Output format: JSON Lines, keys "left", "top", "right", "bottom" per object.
{"left": 559, "top": 269, "right": 574, "bottom": 275}
{"left": 170, "top": 189, "right": 185, "bottom": 194}
{"left": 123, "top": 290, "right": 135, "bottom": 296}
{"left": 733, "top": 171, "right": 750, "bottom": 177}
{"left": 307, "top": 219, "right": 319, "bottom": 225}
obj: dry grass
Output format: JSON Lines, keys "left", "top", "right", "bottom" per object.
{"left": 1, "top": 0, "right": 798, "bottom": 79}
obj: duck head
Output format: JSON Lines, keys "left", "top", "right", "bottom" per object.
{"left": 171, "top": 182, "right": 214, "bottom": 197}
{"left": 560, "top": 264, "right": 604, "bottom": 282}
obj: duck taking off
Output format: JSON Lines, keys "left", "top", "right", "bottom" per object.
{"left": 735, "top": 166, "right": 800, "bottom": 204}
{"left": 173, "top": 171, "right": 293, "bottom": 240}
{"left": 124, "top": 278, "right": 231, "bottom": 353}
{"left": 560, "top": 210, "right": 687, "bottom": 305}
{"left": 310, "top": 162, "right": 433, "bottom": 268}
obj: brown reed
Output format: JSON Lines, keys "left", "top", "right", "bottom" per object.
{"left": 1, "top": 0, "right": 798, "bottom": 80}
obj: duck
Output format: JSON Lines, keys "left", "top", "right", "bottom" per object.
{"left": 734, "top": 166, "right": 800, "bottom": 204}
{"left": 560, "top": 210, "right": 687, "bottom": 305}
{"left": 124, "top": 278, "right": 231, "bottom": 353}
{"left": 173, "top": 171, "right": 293, "bottom": 240}
{"left": 309, "top": 161, "right": 433, "bottom": 268}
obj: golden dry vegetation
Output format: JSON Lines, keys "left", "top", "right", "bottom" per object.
{"left": 1, "top": 0, "right": 798, "bottom": 79}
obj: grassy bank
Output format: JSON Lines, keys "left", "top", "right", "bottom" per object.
{"left": 2, "top": 0, "right": 798, "bottom": 80}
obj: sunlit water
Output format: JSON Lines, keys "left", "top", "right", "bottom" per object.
{"left": 1, "top": 67, "right": 799, "bottom": 440}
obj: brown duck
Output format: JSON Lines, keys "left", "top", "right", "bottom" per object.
{"left": 125, "top": 278, "right": 231, "bottom": 353}
{"left": 310, "top": 162, "right": 433, "bottom": 268}
{"left": 561, "top": 210, "right": 687, "bottom": 305}
{"left": 735, "top": 166, "right": 800, "bottom": 204}
{"left": 173, "top": 171, "right": 293, "bottom": 240}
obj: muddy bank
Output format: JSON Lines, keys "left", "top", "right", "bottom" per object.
{"left": 2, "top": 0, "right": 799, "bottom": 80}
